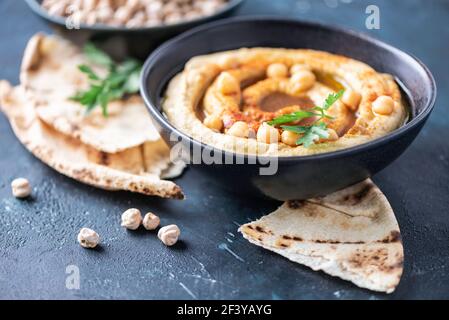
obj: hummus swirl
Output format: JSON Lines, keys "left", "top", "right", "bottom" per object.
{"left": 162, "top": 48, "right": 407, "bottom": 156}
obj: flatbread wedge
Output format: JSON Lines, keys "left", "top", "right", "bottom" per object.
{"left": 0, "top": 81, "right": 184, "bottom": 199}
{"left": 239, "top": 179, "right": 403, "bottom": 293}
{"left": 20, "top": 33, "right": 159, "bottom": 154}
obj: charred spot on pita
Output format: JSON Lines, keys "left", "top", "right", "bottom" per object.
{"left": 287, "top": 200, "right": 305, "bottom": 209}
{"left": 99, "top": 151, "right": 110, "bottom": 165}
{"left": 341, "top": 184, "right": 373, "bottom": 205}
{"left": 254, "top": 225, "right": 272, "bottom": 234}
{"left": 275, "top": 238, "right": 292, "bottom": 248}
{"left": 379, "top": 230, "right": 401, "bottom": 243}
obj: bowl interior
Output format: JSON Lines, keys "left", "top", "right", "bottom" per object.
{"left": 143, "top": 17, "right": 435, "bottom": 135}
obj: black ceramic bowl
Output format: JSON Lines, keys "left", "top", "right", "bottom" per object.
{"left": 141, "top": 17, "right": 436, "bottom": 200}
{"left": 25, "top": 0, "right": 244, "bottom": 59}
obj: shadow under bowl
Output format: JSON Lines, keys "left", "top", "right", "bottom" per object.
{"left": 141, "top": 17, "right": 436, "bottom": 200}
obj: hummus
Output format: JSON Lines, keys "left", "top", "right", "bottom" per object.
{"left": 162, "top": 48, "right": 407, "bottom": 156}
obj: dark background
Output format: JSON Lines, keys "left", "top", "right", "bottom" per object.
{"left": 0, "top": 0, "right": 448, "bottom": 299}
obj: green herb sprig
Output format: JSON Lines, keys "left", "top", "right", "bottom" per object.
{"left": 267, "top": 90, "right": 344, "bottom": 147}
{"left": 70, "top": 43, "right": 142, "bottom": 116}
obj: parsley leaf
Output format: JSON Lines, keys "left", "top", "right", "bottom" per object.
{"left": 69, "top": 43, "right": 142, "bottom": 117}
{"left": 293, "top": 123, "right": 329, "bottom": 148}
{"left": 83, "top": 43, "right": 113, "bottom": 68}
{"left": 267, "top": 110, "right": 317, "bottom": 126}
{"left": 77, "top": 64, "right": 100, "bottom": 81}
{"left": 267, "top": 90, "right": 345, "bottom": 147}
{"left": 322, "top": 89, "right": 345, "bottom": 110}
{"left": 312, "top": 89, "right": 344, "bottom": 120}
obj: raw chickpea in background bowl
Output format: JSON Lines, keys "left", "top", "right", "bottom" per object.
{"left": 25, "top": 0, "right": 245, "bottom": 58}
{"left": 40, "top": 0, "right": 230, "bottom": 28}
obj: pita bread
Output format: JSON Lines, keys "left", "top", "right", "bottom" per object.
{"left": 239, "top": 179, "right": 403, "bottom": 293}
{"left": 20, "top": 33, "right": 159, "bottom": 153}
{"left": 0, "top": 81, "right": 184, "bottom": 199}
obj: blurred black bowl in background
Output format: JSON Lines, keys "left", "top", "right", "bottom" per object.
{"left": 25, "top": 0, "right": 244, "bottom": 59}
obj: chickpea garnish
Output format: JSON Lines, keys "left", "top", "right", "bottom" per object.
{"left": 267, "top": 63, "right": 289, "bottom": 78}
{"left": 281, "top": 130, "right": 301, "bottom": 146}
{"left": 203, "top": 115, "right": 223, "bottom": 132}
{"left": 341, "top": 89, "right": 362, "bottom": 111}
{"left": 227, "top": 121, "right": 249, "bottom": 138}
{"left": 372, "top": 96, "right": 395, "bottom": 115}
{"left": 257, "top": 123, "right": 280, "bottom": 144}
{"left": 289, "top": 70, "right": 316, "bottom": 94}
{"left": 326, "top": 128, "right": 339, "bottom": 141}
{"left": 290, "top": 63, "right": 311, "bottom": 74}
{"left": 216, "top": 72, "right": 240, "bottom": 96}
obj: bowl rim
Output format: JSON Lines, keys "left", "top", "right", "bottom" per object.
{"left": 25, "top": 0, "right": 245, "bottom": 32}
{"left": 140, "top": 16, "right": 437, "bottom": 163}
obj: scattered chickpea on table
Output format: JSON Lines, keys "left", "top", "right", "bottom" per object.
{"left": 142, "top": 212, "right": 161, "bottom": 230}
{"left": 158, "top": 224, "right": 181, "bottom": 246}
{"left": 119, "top": 208, "right": 179, "bottom": 246}
{"left": 121, "top": 208, "right": 143, "bottom": 230}
{"left": 11, "top": 177, "right": 31, "bottom": 198}
{"left": 77, "top": 227, "right": 100, "bottom": 248}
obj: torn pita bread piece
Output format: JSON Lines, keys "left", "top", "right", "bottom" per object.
{"left": 20, "top": 33, "right": 159, "bottom": 153}
{"left": 239, "top": 180, "right": 403, "bottom": 293}
{"left": 0, "top": 81, "right": 184, "bottom": 199}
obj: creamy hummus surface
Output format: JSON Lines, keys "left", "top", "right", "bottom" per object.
{"left": 162, "top": 48, "right": 407, "bottom": 156}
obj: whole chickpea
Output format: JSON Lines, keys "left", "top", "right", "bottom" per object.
{"left": 289, "top": 70, "right": 316, "bottom": 94}
{"left": 290, "top": 63, "right": 311, "bottom": 74}
{"left": 82, "top": 0, "right": 98, "bottom": 11}
{"left": 257, "top": 123, "right": 280, "bottom": 144}
{"left": 121, "top": 208, "right": 142, "bottom": 230}
{"left": 142, "top": 212, "right": 160, "bottom": 231}
{"left": 281, "top": 130, "right": 300, "bottom": 146}
{"left": 11, "top": 178, "right": 31, "bottom": 198}
{"left": 326, "top": 128, "right": 339, "bottom": 141}
{"left": 267, "top": 63, "right": 289, "bottom": 78}
{"left": 216, "top": 72, "right": 240, "bottom": 96}
{"left": 372, "top": 96, "right": 395, "bottom": 115}
{"left": 341, "top": 89, "right": 362, "bottom": 111}
{"left": 158, "top": 225, "right": 180, "bottom": 246}
{"left": 227, "top": 121, "right": 249, "bottom": 138}
{"left": 114, "top": 6, "right": 133, "bottom": 24}
{"left": 203, "top": 115, "right": 223, "bottom": 132}
{"left": 77, "top": 228, "right": 100, "bottom": 249}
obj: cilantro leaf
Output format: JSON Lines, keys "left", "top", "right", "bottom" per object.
{"left": 77, "top": 64, "right": 100, "bottom": 81}
{"left": 123, "top": 68, "right": 142, "bottom": 93}
{"left": 295, "top": 123, "right": 329, "bottom": 148}
{"left": 280, "top": 125, "right": 310, "bottom": 133}
{"left": 84, "top": 43, "right": 113, "bottom": 68}
{"left": 69, "top": 43, "right": 143, "bottom": 117}
{"left": 266, "top": 90, "right": 345, "bottom": 147}
{"left": 322, "top": 89, "right": 345, "bottom": 110}
{"left": 267, "top": 110, "right": 317, "bottom": 126}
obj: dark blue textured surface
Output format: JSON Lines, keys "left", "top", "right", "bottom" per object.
{"left": 0, "top": 0, "right": 448, "bottom": 299}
